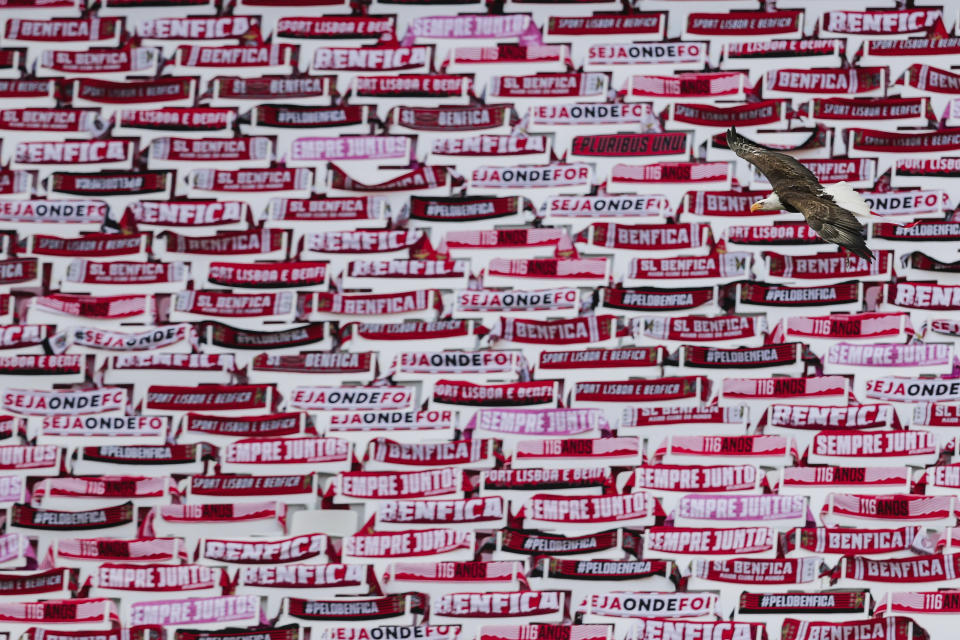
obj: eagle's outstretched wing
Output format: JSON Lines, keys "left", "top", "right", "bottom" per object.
{"left": 726, "top": 127, "right": 873, "bottom": 261}
{"left": 779, "top": 188, "right": 873, "bottom": 261}
{"left": 725, "top": 127, "right": 824, "bottom": 196}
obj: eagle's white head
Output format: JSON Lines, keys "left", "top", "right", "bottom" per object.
{"left": 750, "top": 193, "right": 783, "bottom": 212}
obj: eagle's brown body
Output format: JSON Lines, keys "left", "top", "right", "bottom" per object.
{"left": 726, "top": 127, "right": 874, "bottom": 261}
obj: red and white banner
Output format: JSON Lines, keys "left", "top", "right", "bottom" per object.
{"left": 694, "top": 558, "right": 817, "bottom": 584}
{"left": 612, "top": 162, "right": 728, "bottom": 184}
{"left": 527, "top": 494, "right": 649, "bottom": 523}
{"left": 239, "top": 563, "right": 363, "bottom": 588}
{"left": 605, "top": 287, "right": 715, "bottom": 311}
{"left": 878, "top": 592, "right": 960, "bottom": 614}
{"left": 275, "top": 16, "right": 393, "bottom": 40}
{"left": 344, "top": 529, "right": 471, "bottom": 558}
{"left": 434, "top": 591, "right": 562, "bottom": 617}
{"left": 433, "top": 135, "right": 546, "bottom": 157}
{"left": 583, "top": 592, "right": 716, "bottom": 618}
{"left": 368, "top": 439, "right": 488, "bottom": 467}
{"left": 292, "top": 136, "right": 409, "bottom": 162}
{"left": 457, "top": 288, "right": 577, "bottom": 314}
{"left": 634, "top": 465, "right": 756, "bottom": 492}
{"left": 844, "top": 553, "right": 960, "bottom": 582}
{"left": 57, "top": 537, "right": 180, "bottom": 563}
{"left": 789, "top": 527, "right": 917, "bottom": 555}
{"left": 624, "top": 406, "right": 746, "bottom": 428}
{"left": 130, "top": 595, "right": 259, "bottom": 627}
{"left": 307, "top": 230, "right": 422, "bottom": 254}
{"left": 96, "top": 564, "right": 224, "bottom": 591}
{"left": 575, "top": 378, "right": 704, "bottom": 403}
{"left": 739, "top": 592, "right": 867, "bottom": 613}
{"left": 728, "top": 222, "right": 826, "bottom": 249}
{"left": 42, "top": 415, "right": 165, "bottom": 438}
{"left": 590, "top": 42, "right": 704, "bottom": 65}
{"left": 271, "top": 197, "right": 378, "bottom": 223}
{"left": 687, "top": 10, "right": 801, "bottom": 35}
{"left": 767, "top": 252, "right": 888, "bottom": 279}
{"left": 472, "top": 164, "right": 590, "bottom": 188}
{"left": 136, "top": 17, "right": 255, "bottom": 40}
{"left": 314, "top": 46, "right": 429, "bottom": 71}
{"left": 287, "top": 594, "right": 408, "bottom": 620}
{"left": 723, "top": 376, "right": 846, "bottom": 400}
{"left": 405, "top": 15, "right": 534, "bottom": 41}
{"left": 147, "top": 385, "right": 268, "bottom": 411}
{"left": 895, "top": 160, "right": 960, "bottom": 180}
{"left": 217, "top": 77, "right": 328, "bottom": 102}
{"left": 766, "top": 67, "right": 884, "bottom": 93}
{"left": 639, "top": 315, "right": 761, "bottom": 342}
{"left": 823, "top": 9, "right": 940, "bottom": 33}
{"left": 397, "top": 105, "right": 507, "bottom": 131}
{"left": 379, "top": 497, "right": 503, "bottom": 525}
{"left": 184, "top": 412, "right": 301, "bottom": 438}
{"left": 327, "top": 410, "right": 453, "bottom": 434}
{"left": 674, "top": 101, "right": 782, "bottom": 127}
{"left": 202, "top": 534, "right": 325, "bottom": 564}
{"left": 547, "top": 15, "right": 662, "bottom": 36}
{"left": 532, "top": 103, "right": 656, "bottom": 127}
{"left": 466, "top": 408, "right": 606, "bottom": 436}
{"left": 411, "top": 195, "right": 520, "bottom": 222}
{"left": 152, "top": 137, "right": 269, "bottom": 163}
{"left": 540, "top": 347, "right": 659, "bottom": 371}
{"left": 175, "top": 291, "right": 293, "bottom": 318}
{"left": 631, "top": 73, "right": 743, "bottom": 98}
{"left": 225, "top": 438, "right": 349, "bottom": 465}
{"left": 0, "top": 200, "right": 106, "bottom": 223}
{"left": 548, "top": 195, "right": 668, "bottom": 219}
{"left": 60, "top": 324, "right": 194, "bottom": 353}
{"left": 852, "top": 129, "right": 960, "bottom": 153}
{"left": 68, "top": 261, "right": 183, "bottom": 286}
{"left": 191, "top": 475, "right": 311, "bottom": 498}
{"left": 828, "top": 342, "right": 950, "bottom": 367}
{"left": 634, "top": 620, "right": 766, "bottom": 640}
{"left": 500, "top": 529, "right": 619, "bottom": 556}
{"left": 516, "top": 438, "right": 640, "bottom": 461}
{"left": 0, "top": 108, "right": 98, "bottom": 133}
{"left": 17, "top": 140, "right": 131, "bottom": 165}
{"left": 828, "top": 494, "right": 952, "bottom": 520}
{"left": 498, "top": 316, "right": 614, "bottom": 344}
{"left": 810, "top": 430, "right": 935, "bottom": 457}
{"left": 484, "top": 468, "right": 610, "bottom": 492}
{"left": 740, "top": 282, "right": 859, "bottom": 307}
{"left": 340, "top": 468, "right": 462, "bottom": 500}
{"left": 119, "top": 108, "right": 234, "bottom": 132}
{"left": 592, "top": 223, "right": 706, "bottom": 251}
{"left": 192, "top": 168, "right": 311, "bottom": 193}
{"left": 289, "top": 386, "right": 412, "bottom": 411}
{"left": 4, "top": 388, "right": 125, "bottom": 416}
{"left": 12, "top": 502, "right": 134, "bottom": 530}
{"left": 7, "top": 18, "right": 120, "bottom": 41}
{"left": 0, "top": 599, "right": 115, "bottom": 624}
{"left": 812, "top": 97, "right": 924, "bottom": 120}
{"left": 677, "top": 495, "right": 805, "bottom": 522}
{"left": 665, "top": 435, "right": 791, "bottom": 459}
{"left": 629, "top": 253, "right": 749, "bottom": 280}
{"left": 571, "top": 133, "right": 687, "bottom": 157}
{"left": 783, "top": 618, "right": 914, "bottom": 640}
{"left": 159, "top": 503, "right": 285, "bottom": 524}
{"left": 316, "top": 290, "right": 438, "bottom": 316}
{"left": 764, "top": 404, "right": 894, "bottom": 430}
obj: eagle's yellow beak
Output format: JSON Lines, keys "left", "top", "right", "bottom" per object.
{"left": 750, "top": 201, "right": 763, "bottom": 212}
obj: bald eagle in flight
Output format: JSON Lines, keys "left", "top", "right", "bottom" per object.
{"left": 726, "top": 127, "right": 874, "bottom": 261}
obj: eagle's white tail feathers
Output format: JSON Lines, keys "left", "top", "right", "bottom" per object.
{"left": 824, "top": 181, "right": 871, "bottom": 218}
